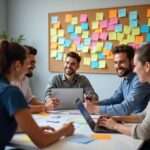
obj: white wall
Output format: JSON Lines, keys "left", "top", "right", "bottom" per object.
{"left": 0, "top": 0, "right": 7, "bottom": 32}
{"left": 7, "top": 0, "right": 150, "bottom": 100}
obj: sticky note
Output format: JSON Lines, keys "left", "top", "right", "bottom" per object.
{"left": 132, "top": 27, "right": 140, "bottom": 35}
{"left": 51, "top": 36, "right": 58, "bottom": 42}
{"left": 74, "top": 37, "right": 81, "bottom": 45}
{"left": 96, "top": 12, "right": 104, "bottom": 21}
{"left": 130, "top": 19, "right": 138, "bottom": 28}
{"left": 65, "top": 14, "right": 72, "bottom": 23}
{"left": 118, "top": 8, "right": 126, "bottom": 17}
{"left": 148, "top": 18, "right": 150, "bottom": 26}
{"left": 67, "top": 24, "right": 75, "bottom": 33}
{"left": 135, "top": 35, "right": 144, "bottom": 44}
{"left": 82, "top": 31, "right": 89, "bottom": 38}
{"left": 115, "top": 24, "right": 123, "bottom": 32}
{"left": 72, "top": 17, "right": 78, "bottom": 25}
{"left": 77, "top": 43, "right": 84, "bottom": 51}
{"left": 100, "top": 20, "right": 108, "bottom": 28}
{"left": 104, "top": 42, "right": 113, "bottom": 50}
{"left": 140, "top": 24, "right": 149, "bottom": 33}
{"left": 119, "top": 39, "right": 128, "bottom": 45}
{"left": 58, "top": 29, "right": 64, "bottom": 37}
{"left": 39, "top": 112, "right": 49, "bottom": 116}
{"left": 109, "top": 17, "right": 118, "bottom": 25}
{"left": 109, "top": 9, "right": 117, "bottom": 18}
{"left": 50, "top": 28, "right": 57, "bottom": 36}
{"left": 81, "top": 22, "right": 89, "bottom": 30}
{"left": 146, "top": 33, "right": 150, "bottom": 42}
{"left": 19, "top": 135, "right": 31, "bottom": 142}
{"left": 51, "top": 42, "right": 58, "bottom": 49}
{"left": 129, "top": 11, "right": 138, "bottom": 20}
{"left": 82, "top": 46, "right": 89, "bottom": 53}
{"left": 91, "top": 53, "right": 98, "bottom": 61}
{"left": 56, "top": 52, "right": 63, "bottom": 61}
{"left": 99, "top": 60, "right": 106, "bottom": 69}
{"left": 64, "top": 39, "right": 71, "bottom": 48}
{"left": 92, "top": 32, "right": 99, "bottom": 41}
{"left": 96, "top": 42, "right": 104, "bottom": 50}
{"left": 127, "top": 35, "right": 135, "bottom": 43}
{"left": 53, "top": 22, "right": 60, "bottom": 29}
{"left": 80, "top": 14, "right": 88, "bottom": 23}
{"left": 70, "top": 33, "right": 77, "bottom": 39}
{"left": 84, "top": 38, "right": 91, "bottom": 45}
{"left": 92, "top": 21, "right": 99, "bottom": 30}
{"left": 90, "top": 61, "right": 99, "bottom": 69}
{"left": 98, "top": 52, "right": 105, "bottom": 59}
{"left": 83, "top": 57, "right": 91, "bottom": 65}
{"left": 51, "top": 16, "right": 58, "bottom": 24}
{"left": 91, "top": 133, "right": 112, "bottom": 140}
{"left": 147, "top": 9, "right": 150, "bottom": 17}
{"left": 107, "top": 24, "right": 115, "bottom": 31}
{"left": 124, "top": 25, "right": 131, "bottom": 34}
{"left": 58, "top": 37, "right": 65, "bottom": 45}
{"left": 117, "top": 33, "right": 124, "bottom": 41}
{"left": 75, "top": 26, "right": 82, "bottom": 34}
{"left": 99, "top": 32, "right": 108, "bottom": 41}
{"left": 58, "top": 45, "right": 64, "bottom": 52}
{"left": 109, "top": 32, "right": 117, "bottom": 40}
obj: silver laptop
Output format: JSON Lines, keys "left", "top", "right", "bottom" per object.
{"left": 51, "top": 88, "right": 83, "bottom": 109}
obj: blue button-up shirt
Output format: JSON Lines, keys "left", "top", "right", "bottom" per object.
{"left": 99, "top": 73, "right": 150, "bottom": 116}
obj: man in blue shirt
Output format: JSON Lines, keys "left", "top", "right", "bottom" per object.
{"left": 85, "top": 45, "right": 150, "bottom": 116}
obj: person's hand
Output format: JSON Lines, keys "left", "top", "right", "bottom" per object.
{"left": 62, "top": 122, "right": 75, "bottom": 137}
{"left": 98, "top": 116, "right": 118, "bottom": 130}
{"left": 84, "top": 100, "right": 99, "bottom": 114}
{"left": 40, "top": 126, "right": 55, "bottom": 133}
{"left": 29, "top": 105, "right": 46, "bottom": 113}
{"left": 45, "top": 97, "right": 60, "bottom": 111}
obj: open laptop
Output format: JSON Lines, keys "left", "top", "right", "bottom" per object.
{"left": 51, "top": 88, "right": 83, "bottom": 109}
{"left": 75, "top": 98, "right": 119, "bottom": 133}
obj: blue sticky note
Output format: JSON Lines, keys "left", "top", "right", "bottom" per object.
{"left": 67, "top": 24, "right": 75, "bottom": 33}
{"left": 118, "top": 8, "right": 126, "bottom": 17}
{"left": 58, "top": 37, "right": 65, "bottom": 45}
{"left": 84, "top": 38, "right": 91, "bottom": 45}
{"left": 130, "top": 19, "right": 138, "bottom": 28}
{"left": 91, "top": 61, "right": 99, "bottom": 69}
{"left": 70, "top": 33, "right": 78, "bottom": 40}
{"left": 115, "top": 24, "right": 123, "bottom": 32}
{"left": 141, "top": 24, "right": 149, "bottom": 33}
{"left": 64, "top": 39, "right": 71, "bottom": 47}
{"left": 104, "top": 42, "right": 113, "bottom": 50}
{"left": 51, "top": 16, "right": 58, "bottom": 24}
{"left": 56, "top": 52, "right": 63, "bottom": 61}
{"left": 129, "top": 11, "right": 138, "bottom": 20}
{"left": 146, "top": 33, "right": 150, "bottom": 42}
{"left": 77, "top": 43, "right": 84, "bottom": 51}
{"left": 81, "top": 22, "right": 89, "bottom": 31}
{"left": 98, "top": 53, "right": 105, "bottom": 59}
{"left": 69, "top": 134, "right": 94, "bottom": 144}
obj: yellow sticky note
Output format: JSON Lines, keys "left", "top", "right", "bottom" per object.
{"left": 132, "top": 27, "right": 140, "bottom": 35}
{"left": 70, "top": 43, "right": 77, "bottom": 51}
{"left": 53, "top": 22, "right": 61, "bottom": 29}
{"left": 148, "top": 18, "right": 150, "bottom": 26}
{"left": 58, "top": 29, "right": 64, "bottom": 37}
{"left": 119, "top": 39, "right": 128, "bottom": 45}
{"left": 91, "top": 53, "right": 98, "bottom": 61}
{"left": 65, "top": 14, "right": 72, "bottom": 23}
{"left": 72, "top": 17, "right": 78, "bottom": 25}
{"left": 96, "top": 12, "right": 104, "bottom": 21}
{"left": 96, "top": 42, "right": 104, "bottom": 51}
{"left": 83, "top": 57, "right": 91, "bottom": 65}
{"left": 50, "top": 50, "right": 57, "bottom": 58}
{"left": 109, "top": 9, "right": 117, "bottom": 18}
{"left": 50, "top": 28, "right": 57, "bottom": 36}
{"left": 82, "top": 31, "right": 89, "bottom": 38}
{"left": 51, "top": 42, "right": 58, "bottom": 49}
{"left": 124, "top": 25, "right": 131, "bottom": 34}
{"left": 109, "top": 32, "right": 117, "bottom": 40}
{"left": 58, "top": 45, "right": 64, "bottom": 52}
{"left": 117, "top": 33, "right": 124, "bottom": 41}
{"left": 92, "top": 21, "right": 99, "bottom": 30}
{"left": 75, "top": 26, "right": 82, "bottom": 34}
{"left": 99, "top": 60, "right": 106, "bottom": 68}
{"left": 20, "top": 135, "right": 31, "bottom": 142}
{"left": 135, "top": 35, "right": 144, "bottom": 44}
{"left": 82, "top": 46, "right": 89, "bottom": 53}
{"left": 50, "top": 35, "right": 58, "bottom": 42}
{"left": 91, "top": 133, "right": 112, "bottom": 140}
{"left": 147, "top": 9, "right": 150, "bottom": 17}
{"left": 127, "top": 35, "right": 135, "bottom": 43}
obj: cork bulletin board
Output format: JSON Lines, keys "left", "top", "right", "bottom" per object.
{"left": 48, "top": 4, "right": 150, "bottom": 74}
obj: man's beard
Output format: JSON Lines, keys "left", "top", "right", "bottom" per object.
{"left": 26, "top": 72, "right": 33, "bottom": 78}
{"left": 64, "top": 67, "right": 75, "bottom": 76}
{"left": 116, "top": 67, "right": 132, "bottom": 77}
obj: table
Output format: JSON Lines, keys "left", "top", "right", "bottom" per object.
{"left": 11, "top": 110, "right": 142, "bottom": 150}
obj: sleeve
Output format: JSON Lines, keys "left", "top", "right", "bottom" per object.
{"left": 99, "top": 78, "right": 150, "bottom": 116}
{"left": 44, "top": 75, "right": 58, "bottom": 101}
{"left": 131, "top": 106, "right": 150, "bottom": 140}
{"left": 2, "top": 86, "right": 28, "bottom": 116}
{"left": 98, "top": 83, "right": 123, "bottom": 106}
{"left": 80, "top": 76, "right": 99, "bottom": 101}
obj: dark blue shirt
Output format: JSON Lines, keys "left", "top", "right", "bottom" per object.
{"left": 99, "top": 73, "right": 150, "bottom": 116}
{"left": 0, "top": 75, "right": 28, "bottom": 149}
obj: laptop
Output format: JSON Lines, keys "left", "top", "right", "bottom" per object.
{"left": 51, "top": 88, "right": 83, "bottom": 109}
{"left": 75, "top": 98, "right": 119, "bottom": 133}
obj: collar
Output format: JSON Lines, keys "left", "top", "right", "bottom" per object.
{"left": 124, "top": 72, "right": 136, "bottom": 82}
{"left": 62, "top": 73, "right": 78, "bottom": 82}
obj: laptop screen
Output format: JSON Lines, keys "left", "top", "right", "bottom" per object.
{"left": 75, "top": 98, "right": 96, "bottom": 130}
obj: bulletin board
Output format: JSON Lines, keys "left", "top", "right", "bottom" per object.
{"left": 48, "top": 4, "right": 150, "bottom": 74}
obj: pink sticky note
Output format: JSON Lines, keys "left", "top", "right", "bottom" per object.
{"left": 109, "top": 18, "right": 118, "bottom": 26}
{"left": 91, "top": 32, "right": 99, "bottom": 41}
{"left": 90, "top": 42, "right": 96, "bottom": 49}
{"left": 100, "top": 20, "right": 108, "bottom": 28}
{"left": 99, "top": 32, "right": 108, "bottom": 40}
{"left": 107, "top": 24, "right": 115, "bottom": 31}
{"left": 74, "top": 37, "right": 81, "bottom": 45}
{"left": 80, "top": 14, "right": 88, "bottom": 23}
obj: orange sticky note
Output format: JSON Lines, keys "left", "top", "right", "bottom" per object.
{"left": 109, "top": 9, "right": 117, "bottom": 18}
{"left": 51, "top": 42, "right": 58, "bottom": 49}
{"left": 147, "top": 9, "right": 150, "bottom": 17}
{"left": 91, "top": 133, "right": 112, "bottom": 140}
{"left": 53, "top": 22, "right": 61, "bottom": 29}
{"left": 65, "top": 14, "right": 72, "bottom": 23}
{"left": 135, "top": 35, "right": 144, "bottom": 44}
